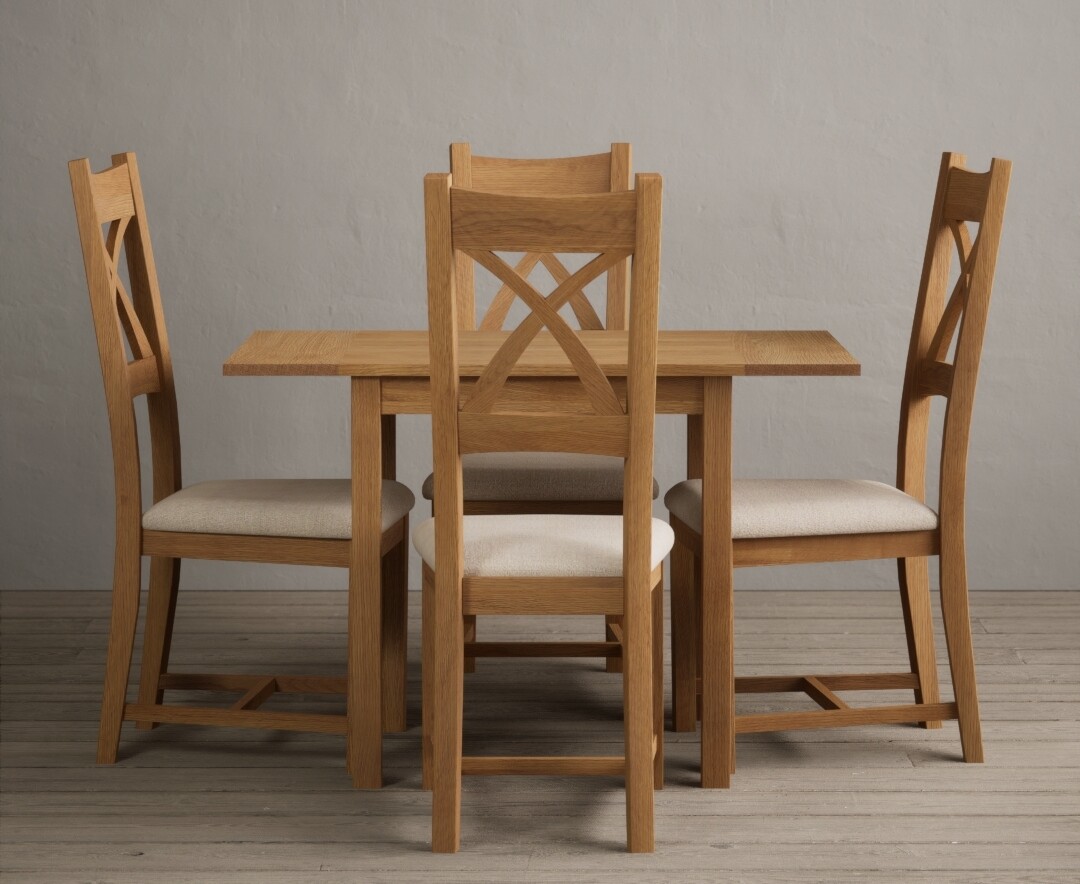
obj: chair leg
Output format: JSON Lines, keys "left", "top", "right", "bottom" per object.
{"left": 605, "top": 614, "right": 624, "bottom": 673}
{"left": 897, "top": 555, "right": 942, "bottom": 729}
{"left": 652, "top": 580, "right": 665, "bottom": 789}
{"left": 463, "top": 615, "right": 477, "bottom": 673}
{"left": 97, "top": 542, "right": 142, "bottom": 764}
{"left": 623, "top": 576, "right": 655, "bottom": 852}
{"left": 939, "top": 528, "right": 983, "bottom": 762}
{"left": 421, "top": 566, "right": 434, "bottom": 791}
{"left": 381, "top": 521, "right": 409, "bottom": 733}
{"left": 431, "top": 567, "right": 464, "bottom": 853}
{"left": 669, "top": 537, "right": 697, "bottom": 732}
{"left": 135, "top": 556, "right": 180, "bottom": 729}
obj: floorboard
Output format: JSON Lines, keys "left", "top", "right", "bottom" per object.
{"left": 1, "top": 589, "right": 1078, "bottom": 881}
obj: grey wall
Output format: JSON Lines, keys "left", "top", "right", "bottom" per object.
{"left": 2, "top": 0, "right": 1078, "bottom": 591}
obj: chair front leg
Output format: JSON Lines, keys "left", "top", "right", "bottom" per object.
{"left": 897, "top": 554, "right": 942, "bottom": 729}
{"left": 135, "top": 555, "right": 180, "bottom": 729}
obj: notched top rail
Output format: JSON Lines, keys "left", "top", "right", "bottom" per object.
{"left": 943, "top": 167, "right": 991, "bottom": 222}
{"left": 451, "top": 189, "right": 638, "bottom": 253}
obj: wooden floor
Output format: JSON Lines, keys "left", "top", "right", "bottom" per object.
{"left": 1, "top": 588, "right": 1078, "bottom": 882}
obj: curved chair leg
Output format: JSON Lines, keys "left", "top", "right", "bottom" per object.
{"left": 939, "top": 528, "right": 983, "bottom": 762}
{"left": 652, "top": 578, "right": 665, "bottom": 788}
{"left": 897, "top": 555, "right": 942, "bottom": 729}
{"left": 97, "top": 542, "right": 142, "bottom": 764}
{"left": 136, "top": 556, "right": 180, "bottom": 729}
{"left": 381, "top": 520, "right": 409, "bottom": 733}
{"left": 669, "top": 536, "right": 698, "bottom": 732}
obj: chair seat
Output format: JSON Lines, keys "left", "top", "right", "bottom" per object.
{"left": 142, "top": 479, "right": 415, "bottom": 539}
{"left": 420, "top": 453, "right": 659, "bottom": 503}
{"left": 412, "top": 514, "right": 675, "bottom": 578}
{"left": 664, "top": 479, "right": 938, "bottom": 539}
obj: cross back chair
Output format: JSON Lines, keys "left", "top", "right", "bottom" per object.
{"left": 69, "top": 153, "right": 414, "bottom": 778}
{"left": 421, "top": 143, "right": 649, "bottom": 672}
{"left": 416, "top": 172, "right": 669, "bottom": 852}
{"left": 665, "top": 152, "right": 1011, "bottom": 786}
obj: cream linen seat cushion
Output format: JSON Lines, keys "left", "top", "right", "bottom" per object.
{"left": 420, "top": 453, "right": 659, "bottom": 503}
{"left": 664, "top": 479, "right": 938, "bottom": 539}
{"left": 142, "top": 479, "right": 415, "bottom": 538}
{"left": 413, "top": 514, "right": 675, "bottom": 578}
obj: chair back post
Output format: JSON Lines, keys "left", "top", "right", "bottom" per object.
{"left": 937, "top": 158, "right": 1011, "bottom": 525}
{"left": 69, "top": 153, "right": 183, "bottom": 534}
{"left": 623, "top": 173, "right": 663, "bottom": 609}
{"left": 424, "top": 172, "right": 466, "bottom": 603}
{"left": 449, "top": 143, "right": 633, "bottom": 330}
{"left": 896, "top": 153, "right": 1011, "bottom": 524}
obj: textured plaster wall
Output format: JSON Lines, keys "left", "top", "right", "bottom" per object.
{"left": 1, "top": 0, "right": 1077, "bottom": 590}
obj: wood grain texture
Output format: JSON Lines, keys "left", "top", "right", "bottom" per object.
{"left": 667, "top": 153, "right": 1012, "bottom": 785}
{"left": 223, "top": 329, "right": 860, "bottom": 378}
{"left": 3, "top": 588, "right": 1076, "bottom": 880}
{"left": 421, "top": 173, "right": 665, "bottom": 853}
{"left": 69, "top": 153, "right": 412, "bottom": 770}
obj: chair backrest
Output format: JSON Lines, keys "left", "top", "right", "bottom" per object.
{"left": 449, "top": 143, "right": 633, "bottom": 331}
{"left": 896, "top": 153, "right": 1011, "bottom": 524}
{"left": 424, "top": 172, "right": 662, "bottom": 591}
{"left": 69, "top": 152, "right": 182, "bottom": 529}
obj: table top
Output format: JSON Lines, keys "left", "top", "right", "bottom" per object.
{"left": 224, "top": 330, "right": 860, "bottom": 378}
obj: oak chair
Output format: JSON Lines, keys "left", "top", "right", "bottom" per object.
{"left": 69, "top": 153, "right": 414, "bottom": 779}
{"left": 420, "top": 144, "right": 656, "bottom": 673}
{"left": 665, "top": 153, "right": 1011, "bottom": 783}
{"left": 416, "top": 172, "right": 668, "bottom": 851}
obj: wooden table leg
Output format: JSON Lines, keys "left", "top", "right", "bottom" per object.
{"left": 700, "top": 377, "right": 734, "bottom": 788}
{"left": 348, "top": 378, "right": 382, "bottom": 788}
{"left": 380, "top": 414, "right": 408, "bottom": 733}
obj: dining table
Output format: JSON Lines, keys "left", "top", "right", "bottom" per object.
{"left": 223, "top": 328, "right": 860, "bottom": 789}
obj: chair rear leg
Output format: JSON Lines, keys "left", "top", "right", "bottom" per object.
{"left": 623, "top": 578, "right": 655, "bottom": 852}
{"left": 135, "top": 556, "right": 180, "bottom": 729}
{"left": 652, "top": 579, "right": 665, "bottom": 788}
{"left": 939, "top": 530, "right": 983, "bottom": 762}
{"left": 897, "top": 555, "right": 942, "bottom": 729}
{"left": 97, "top": 543, "right": 142, "bottom": 763}
{"left": 381, "top": 521, "right": 409, "bottom": 733}
{"left": 670, "top": 536, "right": 697, "bottom": 731}
{"left": 421, "top": 566, "right": 434, "bottom": 790}
{"left": 431, "top": 572, "right": 464, "bottom": 852}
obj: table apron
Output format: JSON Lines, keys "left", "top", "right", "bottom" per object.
{"left": 378, "top": 376, "right": 706, "bottom": 415}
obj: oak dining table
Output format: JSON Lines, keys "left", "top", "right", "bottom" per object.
{"left": 223, "top": 328, "right": 860, "bottom": 789}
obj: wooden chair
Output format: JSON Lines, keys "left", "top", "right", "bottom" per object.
{"left": 417, "top": 172, "right": 668, "bottom": 851}
{"left": 665, "top": 153, "right": 1011, "bottom": 783}
{"left": 420, "top": 144, "right": 653, "bottom": 672}
{"left": 69, "top": 152, "right": 414, "bottom": 779}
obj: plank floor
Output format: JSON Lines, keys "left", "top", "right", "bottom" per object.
{"left": 1, "top": 589, "right": 1078, "bottom": 882}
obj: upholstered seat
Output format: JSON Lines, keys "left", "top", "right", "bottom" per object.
{"left": 421, "top": 453, "right": 659, "bottom": 503}
{"left": 413, "top": 514, "right": 674, "bottom": 578}
{"left": 664, "top": 479, "right": 938, "bottom": 539}
{"left": 143, "top": 479, "right": 415, "bottom": 538}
